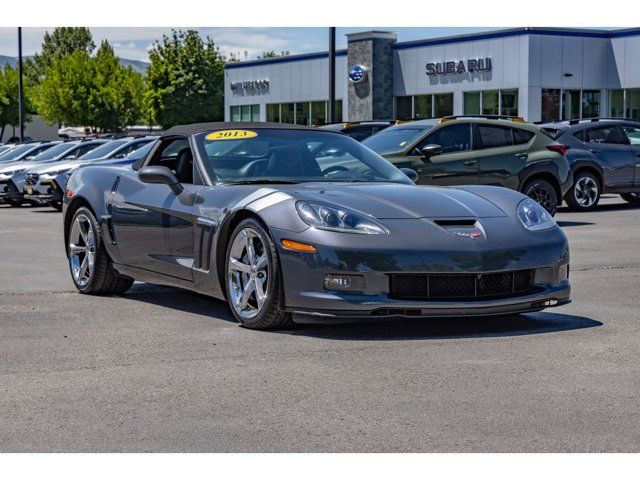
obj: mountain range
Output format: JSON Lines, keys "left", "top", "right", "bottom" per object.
{"left": 0, "top": 55, "right": 150, "bottom": 74}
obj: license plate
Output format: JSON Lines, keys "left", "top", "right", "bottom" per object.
{"left": 26, "top": 187, "right": 33, "bottom": 194}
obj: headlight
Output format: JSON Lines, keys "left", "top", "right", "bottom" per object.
{"left": 517, "top": 198, "right": 556, "bottom": 231}
{"left": 296, "top": 201, "right": 388, "bottom": 235}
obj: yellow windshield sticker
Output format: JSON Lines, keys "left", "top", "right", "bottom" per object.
{"left": 206, "top": 130, "right": 257, "bottom": 141}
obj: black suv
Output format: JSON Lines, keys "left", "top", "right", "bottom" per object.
{"left": 318, "top": 121, "right": 394, "bottom": 141}
{"left": 540, "top": 118, "right": 640, "bottom": 210}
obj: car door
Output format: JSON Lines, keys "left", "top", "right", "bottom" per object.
{"left": 476, "top": 124, "right": 533, "bottom": 190}
{"left": 619, "top": 124, "right": 640, "bottom": 185}
{"left": 110, "top": 137, "right": 201, "bottom": 281}
{"left": 410, "top": 123, "right": 477, "bottom": 186}
{"left": 582, "top": 125, "right": 635, "bottom": 187}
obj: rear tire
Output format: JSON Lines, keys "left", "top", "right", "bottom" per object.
{"left": 224, "top": 218, "right": 293, "bottom": 330}
{"left": 523, "top": 178, "right": 559, "bottom": 216}
{"left": 565, "top": 171, "right": 601, "bottom": 211}
{"left": 67, "top": 206, "right": 133, "bottom": 295}
{"left": 620, "top": 193, "right": 640, "bottom": 205}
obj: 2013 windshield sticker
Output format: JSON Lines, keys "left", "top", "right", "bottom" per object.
{"left": 206, "top": 130, "right": 258, "bottom": 141}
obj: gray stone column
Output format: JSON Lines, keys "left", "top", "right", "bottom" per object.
{"left": 346, "top": 31, "right": 397, "bottom": 122}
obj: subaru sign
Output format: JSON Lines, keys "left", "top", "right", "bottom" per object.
{"left": 348, "top": 65, "right": 368, "bottom": 83}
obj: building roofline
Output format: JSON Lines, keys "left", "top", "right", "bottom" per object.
{"left": 224, "top": 27, "right": 640, "bottom": 69}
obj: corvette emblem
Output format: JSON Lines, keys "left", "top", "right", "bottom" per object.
{"left": 453, "top": 230, "right": 482, "bottom": 239}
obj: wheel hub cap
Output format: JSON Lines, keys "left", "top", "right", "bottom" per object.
{"left": 68, "top": 213, "right": 96, "bottom": 287}
{"left": 227, "top": 228, "right": 269, "bottom": 319}
{"left": 574, "top": 177, "right": 598, "bottom": 207}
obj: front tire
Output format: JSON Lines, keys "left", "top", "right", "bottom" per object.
{"left": 565, "top": 171, "right": 601, "bottom": 211}
{"left": 67, "top": 206, "right": 133, "bottom": 295}
{"left": 620, "top": 193, "right": 640, "bottom": 205}
{"left": 224, "top": 218, "right": 292, "bottom": 329}
{"left": 523, "top": 178, "right": 558, "bottom": 216}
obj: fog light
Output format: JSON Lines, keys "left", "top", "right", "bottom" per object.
{"left": 324, "top": 274, "right": 365, "bottom": 292}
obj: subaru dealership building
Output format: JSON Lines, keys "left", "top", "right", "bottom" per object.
{"left": 224, "top": 27, "right": 640, "bottom": 124}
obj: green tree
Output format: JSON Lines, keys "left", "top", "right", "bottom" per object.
{"left": 35, "top": 41, "right": 144, "bottom": 132}
{"left": 30, "top": 27, "right": 95, "bottom": 80}
{"left": 0, "top": 64, "right": 32, "bottom": 139}
{"left": 146, "top": 29, "right": 225, "bottom": 128}
{"left": 88, "top": 41, "right": 145, "bottom": 131}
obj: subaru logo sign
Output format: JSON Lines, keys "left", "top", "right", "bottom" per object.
{"left": 348, "top": 65, "right": 368, "bottom": 83}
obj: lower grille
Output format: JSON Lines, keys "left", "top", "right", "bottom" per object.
{"left": 25, "top": 173, "right": 39, "bottom": 186}
{"left": 389, "top": 270, "right": 535, "bottom": 301}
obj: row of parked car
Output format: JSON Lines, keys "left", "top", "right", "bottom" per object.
{"left": 0, "top": 135, "right": 158, "bottom": 211}
{"left": 2, "top": 115, "right": 640, "bottom": 214}
{"left": 322, "top": 115, "right": 640, "bottom": 213}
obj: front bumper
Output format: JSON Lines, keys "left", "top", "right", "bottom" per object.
{"left": 0, "top": 179, "right": 22, "bottom": 202}
{"left": 270, "top": 219, "right": 571, "bottom": 323}
{"left": 23, "top": 177, "right": 63, "bottom": 202}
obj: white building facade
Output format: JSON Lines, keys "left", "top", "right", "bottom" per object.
{"left": 224, "top": 28, "right": 640, "bottom": 124}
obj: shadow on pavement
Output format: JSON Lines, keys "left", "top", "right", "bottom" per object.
{"left": 122, "top": 283, "right": 236, "bottom": 323}
{"left": 281, "top": 312, "right": 602, "bottom": 341}
{"left": 122, "top": 283, "right": 601, "bottom": 340}
{"left": 557, "top": 220, "right": 595, "bottom": 227}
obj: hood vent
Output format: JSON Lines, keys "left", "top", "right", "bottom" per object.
{"left": 434, "top": 219, "right": 477, "bottom": 227}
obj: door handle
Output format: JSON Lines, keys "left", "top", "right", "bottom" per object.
{"left": 515, "top": 153, "right": 528, "bottom": 159}
{"left": 463, "top": 160, "right": 477, "bottom": 166}
{"left": 590, "top": 149, "right": 601, "bottom": 155}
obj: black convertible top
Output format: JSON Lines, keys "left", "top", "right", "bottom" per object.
{"left": 161, "top": 122, "right": 318, "bottom": 137}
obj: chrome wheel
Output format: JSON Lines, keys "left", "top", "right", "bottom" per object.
{"left": 68, "top": 213, "right": 96, "bottom": 287}
{"left": 227, "top": 227, "right": 270, "bottom": 320}
{"left": 573, "top": 176, "right": 598, "bottom": 208}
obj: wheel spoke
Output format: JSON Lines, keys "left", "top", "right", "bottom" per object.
{"left": 239, "top": 278, "right": 255, "bottom": 308}
{"left": 255, "top": 254, "right": 268, "bottom": 270}
{"left": 229, "top": 257, "right": 251, "bottom": 274}
{"left": 245, "top": 235, "right": 256, "bottom": 266}
{"left": 79, "top": 256, "right": 89, "bottom": 278}
{"left": 254, "top": 279, "right": 267, "bottom": 309}
{"left": 69, "top": 244, "right": 86, "bottom": 255}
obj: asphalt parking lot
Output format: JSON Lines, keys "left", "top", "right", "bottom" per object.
{"left": 1, "top": 195, "right": 639, "bottom": 453}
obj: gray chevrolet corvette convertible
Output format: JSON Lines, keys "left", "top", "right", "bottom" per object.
{"left": 63, "top": 122, "right": 571, "bottom": 329}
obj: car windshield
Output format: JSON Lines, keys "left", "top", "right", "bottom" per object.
{"left": 0, "top": 144, "right": 35, "bottom": 162}
{"left": 80, "top": 139, "right": 129, "bottom": 160}
{"left": 31, "top": 142, "right": 79, "bottom": 161}
{"left": 362, "top": 126, "right": 431, "bottom": 154}
{"left": 195, "top": 128, "right": 412, "bottom": 185}
{"left": 125, "top": 141, "right": 154, "bottom": 160}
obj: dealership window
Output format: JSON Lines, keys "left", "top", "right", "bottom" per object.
{"left": 609, "top": 89, "right": 640, "bottom": 120}
{"left": 464, "top": 92, "right": 481, "bottom": 115}
{"left": 541, "top": 89, "right": 561, "bottom": 122}
{"left": 396, "top": 96, "right": 413, "bottom": 120}
{"left": 464, "top": 90, "right": 518, "bottom": 116}
{"left": 627, "top": 90, "right": 640, "bottom": 120}
{"left": 281, "top": 103, "right": 295, "bottom": 124}
{"left": 267, "top": 103, "right": 280, "bottom": 123}
{"left": 264, "top": 100, "right": 341, "bottom": 125}
{"left": 230, "top": 104, "right": 260, "bottom": 122}
{"left": 610, "top": 90, "right": 624, "bottom": 118}
{"left": 395, "top": 93, "right": 453, "bottom": 119}
{"left": 581, "top": 91, "right": 600, "bottom": 118}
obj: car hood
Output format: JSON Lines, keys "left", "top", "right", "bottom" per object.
{"left": 0, "top": 160, "right": 30, "bottom": 174}
{"left": 29, "top": 160, "right": 79, "bottom": 175}
{"left": 279, "top": 183, "right": 508, "bottom": 219}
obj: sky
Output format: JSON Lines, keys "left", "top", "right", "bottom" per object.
{"left": 0, "top": 27, "right": 500, "bottom": 62}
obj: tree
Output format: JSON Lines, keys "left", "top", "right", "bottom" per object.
{"left": 30, "top": 27, "right": 95, "bottom": 80}
{"left": 146, "top": 29, "right": 225, "bottom": 128}
{"left": 89, "top": 41, "right": 145, "bottom": 131}
{"left": 257, "top": 50, "right": 290, "bottom": 59}
{"left": 0, "top": 64, "right": 32, "bottom": 139}
{"left": 35, "top": 41, "right": 144, "bottom": 131}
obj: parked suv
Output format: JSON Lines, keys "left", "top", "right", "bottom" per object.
{"left": 540, "top": 118, "right": 640, "bottom": 210}
{"left": 363, "top": 116, "right": 572, "bottom": 215}
{"left": 318, "top": 121, "right": 394, "bottom": 141}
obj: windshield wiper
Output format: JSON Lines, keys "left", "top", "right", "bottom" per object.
{"left": 222, "top": 179, "right": 300, "bottom": 185}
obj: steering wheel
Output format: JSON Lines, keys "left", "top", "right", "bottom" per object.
{"left": 237, "top": 151, "right": 275, "bottom": 177}
{"left": 322, "top": 165, "right": 350, "bottom": 177}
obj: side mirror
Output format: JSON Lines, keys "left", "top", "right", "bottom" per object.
{"left": 420, "top": 144, "right": 443, "bottom": 160}
{"left": 400, "top": 168, "right": 419, "bottom": 183}
{"left": 138, "top": 165, "right": 184, "bottom": 195}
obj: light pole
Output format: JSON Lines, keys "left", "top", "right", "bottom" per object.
{"left": 17, "top": 27, "right": 24, "bottom": 142}
{"left": 328, "top": 27, "right": 336, "bottom": 124}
